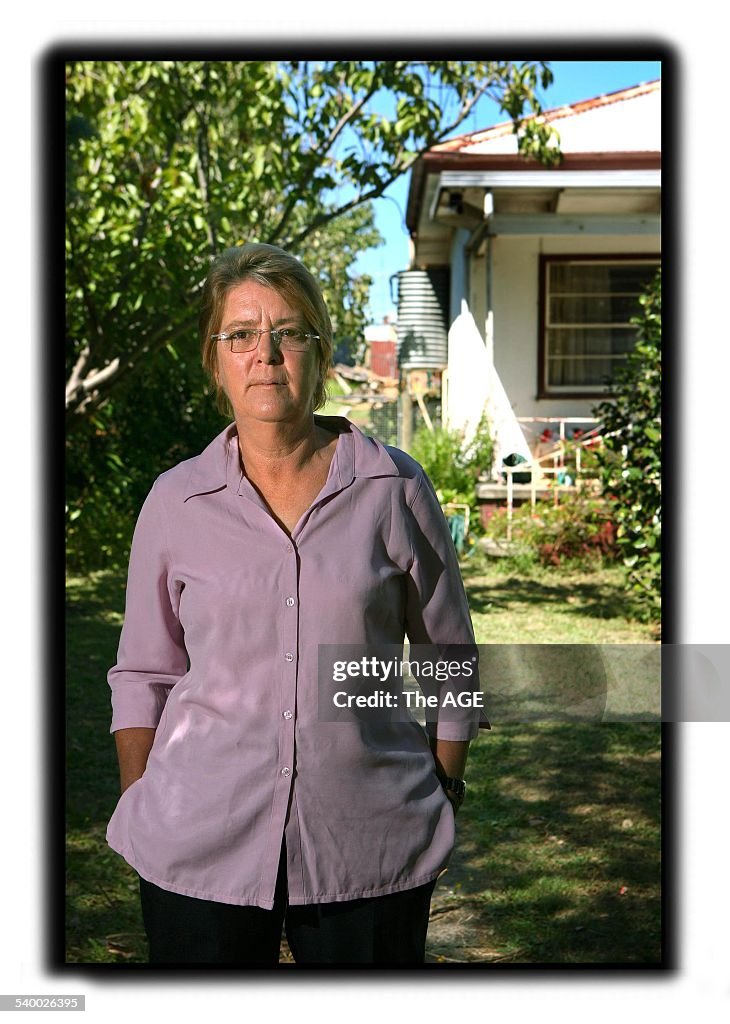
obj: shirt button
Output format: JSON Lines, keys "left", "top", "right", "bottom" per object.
{"left": 284, "top": 652, "right": 294, "bottom": 662}
{"left": 283, "top": 710, "right": 293, "bottom": 720}
{"left": 286, "top": 597, "right": 295, "bottom": 607}
{"left": 281, "top": 767, "right": 291, "bottom": 777}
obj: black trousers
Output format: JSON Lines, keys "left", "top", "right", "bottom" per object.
{"left": 138, "top": 847, "right": 436, "bottom": 965}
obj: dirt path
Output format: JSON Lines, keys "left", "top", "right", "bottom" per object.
{"left": 425, "top": 847, "right": 508, "bottom": 964}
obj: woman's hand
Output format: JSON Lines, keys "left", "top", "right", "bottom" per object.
{"left": 429, "top": 736, "right": 469, "bottom": 815}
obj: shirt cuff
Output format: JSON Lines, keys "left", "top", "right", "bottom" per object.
{"left": 109, "top": 679, "right": 171, "bottom": 734}
{"left": 424, "top": 718, "right": 482, "bottom": 741}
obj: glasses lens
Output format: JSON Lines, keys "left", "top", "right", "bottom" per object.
{"left": 223, "top": 328, "right": 314, "bottom": 352}
{"left": 229, "top": 329, "right": 259, "bottom": 352}
{"left": 278, "top": 328, "right": 310, "bottom": 351}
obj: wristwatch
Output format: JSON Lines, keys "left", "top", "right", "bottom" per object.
{"left": 439, "top": 775, "right": 466, "bottom": 800}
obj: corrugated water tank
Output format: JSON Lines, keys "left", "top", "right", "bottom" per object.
{"left": 395, "top": 268, "right": 450, "bottom": 369}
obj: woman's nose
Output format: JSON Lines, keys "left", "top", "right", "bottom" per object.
{"left": 256, "top": 330, "right": 284, "bottom": 363}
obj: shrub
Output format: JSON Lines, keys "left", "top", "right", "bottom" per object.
{"left": 66, "top": 344, "right": 228, "bottom": 574}
{"left": 410, "top": 415, "right": 494, "bottom": 530}
{"left": 486, "top": 495, "right": 619, "bottom": 569}
{"left": 593, "top": 269, "right": 661, "bottom": 622}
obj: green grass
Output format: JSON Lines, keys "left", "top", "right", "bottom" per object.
{"left": 443, "top": 721, "right": 660, "bottom": 963}
{"left": 461, "top": 554, "right": 658, "bottom": 644}
{"left": 66, "top": 562, "right": 660, "bottom": 964}
{"left": 66, "top": 571, "right": 148, "bottom": 963}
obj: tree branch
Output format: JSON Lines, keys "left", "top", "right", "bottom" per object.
{"left": 65, "top": 343, "right": 92, "bottom": 400}
{"left": 192, "top": 66, "right": 218, "bottom": 257}
{"left": 265, "top": 63, "right": 383, "bottom": 245}
{"left": 65, "top": 310, "right": 200, "bottom": 424}
{"left": 319, "top": 77, "right": 380, "bottom": 156}
{"left": 282, "top": 70, "right": 549, "bottom": 252}
{"left": 66, "top": 355, "right": 121, "bottom": 411}
{"left": 195, "top": 115, "right": 217, "bottom": 255}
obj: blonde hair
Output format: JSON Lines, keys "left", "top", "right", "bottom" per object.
{"left": 199, "top": 243, "right": 333, "bottom": 415}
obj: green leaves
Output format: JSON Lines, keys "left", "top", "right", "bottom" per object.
{"left": 593, "top": 269, "right": 662, "bottom": 623}
{"left": 252, "top": 145, "right": 266, "bottom": 181}
{"left": 67, "top": 59, "right": 560, "bottom": 414}
{"left": 66, "top": 59, "right": 561, "bottom": 570}
{"left": 410, "top": 415, "right": 494, "bottom": 526}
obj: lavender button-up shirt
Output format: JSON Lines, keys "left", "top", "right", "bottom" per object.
{"left": 107, "top": 416, "right": 484, "bottom": 909}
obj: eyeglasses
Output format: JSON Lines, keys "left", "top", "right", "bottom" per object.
{"left": 210, "top": 327, "right": 320, "bottom": 353}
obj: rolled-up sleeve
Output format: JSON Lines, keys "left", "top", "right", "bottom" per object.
{"left": 404, "top": 469, "right": 486, "bottom": 741}
{"left": 108, "top": 481, "right": 187, "bottom": 733}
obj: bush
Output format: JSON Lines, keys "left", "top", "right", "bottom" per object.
{"left": 486, "top": 495, "right": 619, "bottom": 569}
{"left": 410, "top": 415, "right": 494, "bottom": 530}
{"left": 66, "top": 343, "right": 228, "bottom": 574}
{"left": 593, "top": 269, "right": 661, "bottom": 622}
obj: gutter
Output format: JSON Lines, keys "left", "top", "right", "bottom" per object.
{"left": 405, "top": 150, "right": 661, "bottom": 235}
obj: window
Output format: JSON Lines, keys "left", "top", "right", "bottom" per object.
{"left": 539, "top": 255, "right": 660, "bottom": 396}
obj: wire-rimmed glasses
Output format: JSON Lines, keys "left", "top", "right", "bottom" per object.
{"left": 211, "top": 327, "right": 320, "bottom": 353}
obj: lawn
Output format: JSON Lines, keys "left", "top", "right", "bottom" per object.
{"left": 429, "top": 720, "right": 660, "bottom": 963}
{"left": 461, "top": 554, "right": 658, "bottom": 645}
{"left": 66, "top": 560, "right": 661, "bottom": 965}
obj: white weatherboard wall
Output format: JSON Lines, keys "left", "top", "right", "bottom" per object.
{"left": 476, "top": 233, "right": 661, "bottom": 433}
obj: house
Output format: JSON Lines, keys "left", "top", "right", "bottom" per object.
{"left": 397, "top": 79, "right": 661, "bottom": 512}
{"left": 363, "top": 318, "right": 398, "bottom": 379}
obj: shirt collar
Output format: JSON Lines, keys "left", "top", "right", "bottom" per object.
{"left": 182, "top": 416, "right": 400, "bottom": 501}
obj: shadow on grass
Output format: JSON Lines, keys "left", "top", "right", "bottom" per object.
{"left": 435, "top": 722, "right": 661, "bottom": 963}
{"left": 463, "top": 573, "right": 630, "bottom": 622}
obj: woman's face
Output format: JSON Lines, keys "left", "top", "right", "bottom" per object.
{"left": 215, "top": 280, "right": 321, "bottom": 429}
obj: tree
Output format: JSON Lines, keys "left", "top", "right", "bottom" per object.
{"left": 65, "top": 60, "right": 560, "bottom": 422}
{"left": 65, "top": 60, "right": 561, "bottom": 572}
{"left": 593, "top": 269, "right": 661, "bottom": 623}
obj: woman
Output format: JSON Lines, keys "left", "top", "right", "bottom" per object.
{"left": 107, "top": 242, "right": 485, "bottom": 966}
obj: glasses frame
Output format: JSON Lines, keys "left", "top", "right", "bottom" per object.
{"left": 210, "top": 327, "right": 321, "bottom": 353}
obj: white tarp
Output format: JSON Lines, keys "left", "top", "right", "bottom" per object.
{"left": 446, "top": 300, "right": 531, "bottom": 472}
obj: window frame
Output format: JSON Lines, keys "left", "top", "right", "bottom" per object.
{"left": 537, "top": 253, "right": 661, "bottom": 399}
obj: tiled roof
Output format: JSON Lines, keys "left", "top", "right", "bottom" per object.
{"left": 432, "top": 79, "right": 661, "bottom": 155}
